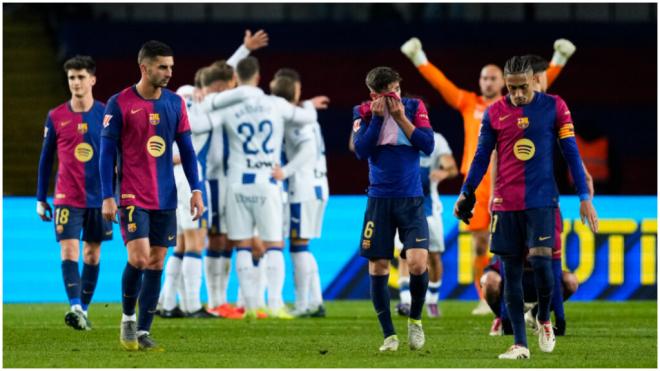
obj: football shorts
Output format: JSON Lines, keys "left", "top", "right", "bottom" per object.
{"left": 289, "top": 199, "right": 328, "bottom": 240}
{"left": 226, "top": 182, "right": 283, "bottom": 242}
{"left": 394, "top": 213, "right": 445, "bottom": 253}
{"left": 119, "top": 206, "right": 177, "bottom": 247}
{"left": 53, "top": 205, "right": 113, "bottom": 242}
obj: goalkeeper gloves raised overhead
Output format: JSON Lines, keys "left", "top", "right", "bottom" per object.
{"left": 551, "top": 38, "right": 577, "bottom": 66}
{"left": 400, "top": 37, "right": 428, "bottom": 67}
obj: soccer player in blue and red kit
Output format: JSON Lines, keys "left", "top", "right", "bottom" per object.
{"left": 37, "top": 55, "right": 112, "bottom": 331}
{"left": 353, "top": 67, "right": 435, "bottom": 352}
{"left": 455, "top": 56, "right": 598, "bottom": 360}
{"left": 100, "top": 40, "right": 204, "bottom": 351}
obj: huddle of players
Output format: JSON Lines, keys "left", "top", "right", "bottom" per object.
{"left": 36, "top": 30, "right": 330, "bottom": 351}
{"left": 157, "top": 31, "right": 330, "bottom": 321}
{"left": 351, "top": 37, "right": 596, "bottom": 357}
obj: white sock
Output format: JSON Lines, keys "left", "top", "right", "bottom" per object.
{"left": 218, "top": 255, "right": 232, "bottom": 306}
{"left": 255, "top": 257, "right": 267, "bottom": 308}
{"left": 265, "top": 248, "right": 285, "bottom": 311}
{"left": 177, "top": 265, "right": 188, "bottom": 312}
{"left": 291, "top": 251, "right": 312, "bottom": 312}
{"left": 71, "top": 304, "right": 83, "bottom": 313}
{"left": 162, "top": 254, "right": 183, "bottom": 311}
{"left": 399, "top": 276, "right": 411, "bottom": 305}
{"left": 182, "top": 253, "right": 203, "bottom": 312}
{"left": 236, "top": 286, "right": 244, "bottom": 308}
{"left": 122, "top": 313, "right": 136, "bottom": 322}
{"left": 235, "top": 249, "right": 257, "bottom": 310}
{"left": 308, "top": 253, "right": 324, "bottom": 309}
{"left": 204, "top": 254, "right": 221, "bottom": 308}
{"left": 426, "top": 280, "right": 442, "bottom": 304}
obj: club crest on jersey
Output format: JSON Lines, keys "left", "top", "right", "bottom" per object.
{"left": 149, "top": 113, "right": 160, "bottom": 126}
{"left": 127, "top": 223, "right": 137, "bottom": 233}
{"left": 517, "top": 117, "right": 530, "bottom": 129}
{"left": 146, "top": 135, "right": 166, "bottom": 157}
{"left": 513, "top": 138, "right": 536, "bottom": 161}
{"left": 103, "top": 114, "right": 112, "bottom": 128}
{"left": 77, "top": 122, "right": 88, "bottom": 134}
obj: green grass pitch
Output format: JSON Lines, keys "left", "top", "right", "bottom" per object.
{"left": 3, "top": 300, "right": 656, "bottom": 368}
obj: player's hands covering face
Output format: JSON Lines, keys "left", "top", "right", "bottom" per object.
{"left": 370, "top": 97, "right": 385, "bottom": 117}
{"left": 385, "top": 96, "right": 406, "bottom": 122}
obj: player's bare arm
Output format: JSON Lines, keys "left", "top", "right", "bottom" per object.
{"left": 244, "top": 29, "right": 269, "bottom": 51}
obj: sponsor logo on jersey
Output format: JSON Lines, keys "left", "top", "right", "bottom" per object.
{"left": 513, "top": 138, "right": 536, "bottom": 161}
{"left": 121, "top": 194, "right": 136, "bottom": 199}
{"left": 146, "top": 135, "right": 166, "bottom": 157}
{"left": 235, "top": 194, "right": 267, "bottom": 206}
{"left": 77, "top": 122, "right": 88, "bottom": 134}
{"left": 516, "top": 117, "right": 529, "bottom": 129}
{"left": 246, "top": 159, "right": 274, "bottom": 169}
{"left": 149, "top": 113, "right": 160, "bottom": 125}
{"left": 74, "top": 142, "right": 94, "bottom": 162}
{"left": 103, "top": 114, "right": 112, "bottom": 128}
{"left": 131, "top": 108, "right": 143, "bottom": 115}
{"left": 56, "top": 225, "right": 64, "bottom": 233}
{"left": 60, "top": 120, "right": 71, "bottom": 127}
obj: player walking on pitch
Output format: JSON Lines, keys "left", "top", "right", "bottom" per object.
{"left": 454, "top": 56, "right": 597, "bottom": 359}
{"left": 353, "top": 67, "right": 435, "bottom": 352}
{"left": 36, "top": 55, "right": 112, "bottom": 331}
{"left": 100, "top": 40, "right": 204, "bottom": 351}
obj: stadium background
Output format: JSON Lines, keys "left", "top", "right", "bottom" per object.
{"left": 3, "top": 3, "right": 657, "bottom": 303}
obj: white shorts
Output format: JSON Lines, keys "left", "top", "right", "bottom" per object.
{"left": 226, "top": 182, "right": 283, "bottom": 242}
{"left": 394, "top": 213, "right": 445, "bottom": 253}
{"left": 288, "top": 199, "right": 328, "bottom": 240}
{"left": 175, "top": 166, "right": 211, "bottom": 232}
{"left": 208, "top": 178, "right": 228, "bottom": 235}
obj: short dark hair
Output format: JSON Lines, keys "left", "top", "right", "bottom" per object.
{"left": 201, "top": 64, "right": 234, "bottom": 87}
{"left": 63, "top": 55, "right": 96, "bottom": 75}
{"left": 236, "top": 56, "right": 259, "bottom": 82}
{"left": 365, "top": 66, "right": 402, "bottom": 93}
{"left": 524, "top": 55, "right": 549, "bottom": 74}
{"left": 137, "top": 40, "right": 173, "bottom": 64}
{"left": 274, "top": 68, "right": 300, "bottom": 83}
{"left": 270, "top": 76, "right": 297, "bottom": 102}
{"left": 503, "top": 56, "right": 533, "bottom": 76}
{"left": 194, "top": 67, "right": 205, "bottom": 89}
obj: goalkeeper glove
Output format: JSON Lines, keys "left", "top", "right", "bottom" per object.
{"left": 551, "top": 38, "right": 576, "bottom": 66}
{"left": 455, "top": 186, "right": 476, "bottom": 225}
{"left": 400, "top": 37, "right": 428, "bottom": 67}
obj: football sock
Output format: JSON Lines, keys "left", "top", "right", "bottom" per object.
{"left": 121, "top": 262, "right": 143, "bottom": 316}
{"left": 265, "top": 247, "right": 285, "bottom": 311}
{"left": 530, "top": 255, "right": 554, "bottom": 323}
{"left": 182, "top": 252, "right": 203, "bottom": 312}
{"left": 291, "top": 245, "right": 312, "bottom": 312}
{"left": 177, "top": 264, "right": 188, "bottom": 312}
{"left": 218, "top": 250, "right": 233, "bottom": 306}
{"left": 426, "top": 279, "right": 441, "bottom": 304}
{"left": 204, "top": 249, "right": 222, "bottom": 308}
{"left": 474, "top": 255, "right": 489, "bottom": 299}
{"left": 370, "top": 274, "right": 395, "bottom": 338}
{"left": 61, "top": 260, "right": 81, "bottom": 307}
{"left": 255, "top": 256, "right": 267, "bottom": 308}
{"left": 162, "top": 252, "right": 183, "bottom": 311}
{"left": 409, "top": 270, "right": 429, "bottom": 320}
{"left": 137, "top": 269, "right": 162, "bottom": 332}
{"left": 551, "top": 259, "right": 566, "bottom": 321}
{"left": 398, "top": 276, "right": 411, "bottom": 305}
{"left": 235, "top": 248, "right": 256, "bottom": 310}
{"left": 502, "top": 256, "right": 527, "bottom": 347}
{"left": 308, "top": 253, "right": 324, "bottom": 309}
{"left": 485, "top": 285, "right": 502, "bottom": 317}
{"left": 80, "top": 262, "right": 100, "bottom": 311}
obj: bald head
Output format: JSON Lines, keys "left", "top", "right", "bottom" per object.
{"left": 479, "top": 64, "right": 504, "bottom": 100}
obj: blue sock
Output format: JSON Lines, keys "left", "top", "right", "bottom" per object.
{"left": 409, "top": 271, "right": 428, "bottom": 320}
{"left": 530, "top": 255, "right": 554, "bottom": 323}
{"left": 174, "top": 251, "right": 184, "bottom": 259}
{"left": 206, "top": 249, "right": 222, "bottom": 258}
{"left": 502, "top": 256, "right": 527, "bottom": 347}
{"left": 370, "top": 274, "right": 395, "bottom": 338}
{"left": 81, "top": 263, "right": 100, "bottom": 311}
{"left": 61, "top": 260, "right": 81, "bottom": 307}
{"left": 121, "top": 262, "right": 143, "bottom": 316}
{"left": 138, "top": 269, "right": 163, "bottom": 332}
{"left": 551, "top": 259, "right": 565, "bottom": 321}
{"left": 220, "top": 249, "right": 233, "bottom": 258}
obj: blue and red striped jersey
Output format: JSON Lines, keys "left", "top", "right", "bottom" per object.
{"left": 101, "top": 86, "right": 197, "bottom": 210}
{"left": 462, "top": 92, "right": 589, "bottom": 211}
{"left": 352, "top": 97, "right": 435, "bottom": 197}
{"left": 37, "top": 100, "right": 106, "bottom": 208}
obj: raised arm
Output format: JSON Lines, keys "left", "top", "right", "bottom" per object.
{"left": 547, "top": 38, "right": 576, "bottom": 88}
{"left": 401, "top": 37, "right": 469, "bottom": 110}
{"left": 227, "top": 29, "right": 269, "bottom": 68}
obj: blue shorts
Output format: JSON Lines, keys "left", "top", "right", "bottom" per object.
{"left": 359, "top": 197, "right": 429, "bottom": 260}
{"left": 54, "top": 206, "right": 113, "bottom": 243}
{"left": 119, "top": 206, "right": 177, "bottom": 247}
{"left": 490, "top": 207, "right": 557, "bottom": 257}
{"left": 208, "top": 179, "right": 222, "bottom": 235}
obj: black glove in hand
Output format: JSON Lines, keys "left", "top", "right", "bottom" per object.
{"left": 456, "top": 191, "right": 476, "bottom": 225}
